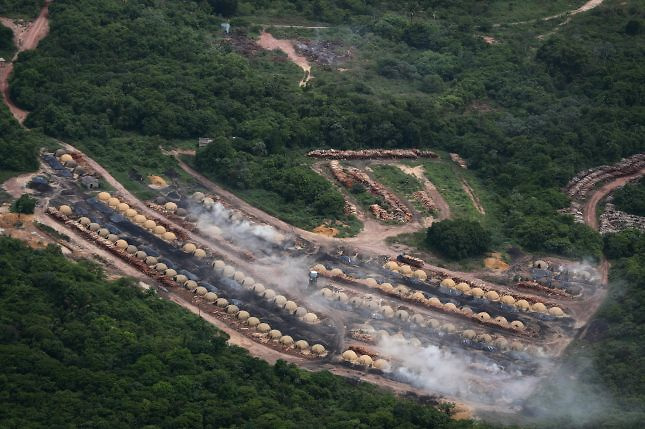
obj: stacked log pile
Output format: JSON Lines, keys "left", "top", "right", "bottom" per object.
{"left": 565, "top": 153, "right": 645, "bottom": 201}
{"left": 308, "top": 148, "right": 438, "bottom": 160}
{"left": 329, "top": 160, "right": 353, "bottom": 187}
{"left": 344, "top": 201, "right": 357, "bottom": 216}
{"left": 344, "top": 166, "right": 412, "bottom": 223}
{"left": 412, "top": 191, "right": 436, "bottom": 212}
{"left": 599, "top": 203, "right": 645, "bottom": 234}
{"left": 450, "top": 153, "right": 467, "bottom": 169}
{"left": 329, "top": 161, "right": 412, "bottom": 222}
{"left": 69, "top": 151, "right": 97, "bottom": 176}
{"left": 369, "top": 204, "right": 392, "bottom": 221}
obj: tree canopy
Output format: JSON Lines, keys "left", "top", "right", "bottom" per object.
{"left": 612, "top": 180, "right": 645, "bottom": 217}
{"left": 425, "top": 219, "right": 491, "bottom": 260}
{"left": 10, "top": 193, "right": 36, "bottom": 214}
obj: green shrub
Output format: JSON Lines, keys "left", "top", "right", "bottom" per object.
{"left": 426, "top": 219, "right": 491, "bottom": 260}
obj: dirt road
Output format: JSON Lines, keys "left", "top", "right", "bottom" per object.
{"left": 257, "top": 31, "right": 312, "bottom": 87}
{"left": 582, "top": 166, "right": 645, "bottom": 230}
{"left": 500, "top": 0, "right": 605, "bottom": 26}
{"left": 0, "top": 1, "right": 51, "bottom": 123}
{"left": 543, "top": 0, "right": 605, "bottom": 21}
{"left": 0, "top": 61, "right": 28, "bottom": 122}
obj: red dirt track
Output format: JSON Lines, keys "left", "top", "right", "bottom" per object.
{"left": 0, "top": 1, "right": 50, "bottom": 123}
{"left": 582, "top": 167, "right": 645, "bottom": 230}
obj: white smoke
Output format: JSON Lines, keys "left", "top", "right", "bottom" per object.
{"left": 194, "top": 201, "right": 286, "bottom": 252}
{"left": 376, "top": 336, "right": 541, "bottom": 407}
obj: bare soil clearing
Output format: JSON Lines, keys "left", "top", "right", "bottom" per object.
{"left": 257, "top": 31, "right": 312, "bottom": 87}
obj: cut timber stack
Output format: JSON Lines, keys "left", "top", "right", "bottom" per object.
{"left": 599, "top": 203, "right": 645, "bottom": 234}
{"left": 345, "top": 166, "right": 412, "bottom": 223}
{"left": 565, "top": 153, "right": 645, "bottom": 201}
{"left": 308, "top": 149, "right": 438, "bottom": 160}
{"left": 413, "top": 191, "right": 436, "bottom": 212}
{"left": 329, "top": 160, "right": 354, "bottom": 188}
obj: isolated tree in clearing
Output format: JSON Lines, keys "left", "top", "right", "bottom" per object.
{"left": 10, "top": 194, "right": 36, "bottom": 217}
{"left": 426, "top": 219, "right": 491, "bottom": 260}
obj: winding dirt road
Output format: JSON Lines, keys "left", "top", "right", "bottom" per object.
{"left": 582, "top": 166, "right": 645, "bottom": 230}
{"left": 0, "top": 1, "right": 50, "bottom": 123}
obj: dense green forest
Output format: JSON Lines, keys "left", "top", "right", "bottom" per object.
{"left": 0, "top": 105, "right": 39, "bottom": 179}
{"left": 0, "top": 0, "right": 39, "bottom": 17}
{"left": 0, "top": 237, "right": 494, "bottom": 428}
{"left": 612, "top": 180, "right": 645, "bottom": 216}
{"left": 5, "top": 0, "right": 641, "bottom": 255}
{"left": 426, "top": 219, "right": 491, "bottom": 260}
{"left": 531, "top": 229, "right": 645, "bottom": 428}
{"left": 0, "top": 23, "right": 13, "bottom": 57}
{"left": 194, "top": 138, "right": 348, "bottom": 229}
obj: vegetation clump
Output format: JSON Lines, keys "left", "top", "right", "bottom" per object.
{"left": 426, "top": 219, "right": 491, "bottom": 260}
{"left": 10, "top": 193, "right": 36, "bottom": 215}
{"left": 612, "top": 180, "right": 645, "bottom": 217}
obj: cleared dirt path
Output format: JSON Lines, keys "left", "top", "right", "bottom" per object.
{"left": 395, "top": 163, "right": 451, "bottom": 221}
{"left": 254, "top": 24, "right": 330, "bottom": 29}
{"left": 498, "top": 0, "right": 605, "bottom": 26}
{"left": 0, "top": 1, "right": 51, "bottom": 123}
{"left": 582, "top": 166, "right": 645, "bottom": 230}
{"left": 257, "top": 31, "right": 312, "bottom": 87}
{"left": 543, "top": 0, "right": 605, "bottom": 21}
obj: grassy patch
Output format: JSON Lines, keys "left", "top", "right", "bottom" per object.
{"left": 370, "top": 164, "right": 434, "bottom": 215}
{"left": 34, "top": 221, "right": 70, "bottom": 241}
{"left": 233, "top": 187, "right": 359, "bottom": 232}
{"left": 336, "top": 215, "right": 363, "bottom": 237}
{"left": 421, "top": 160, "right": 481, "bottom": 220}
